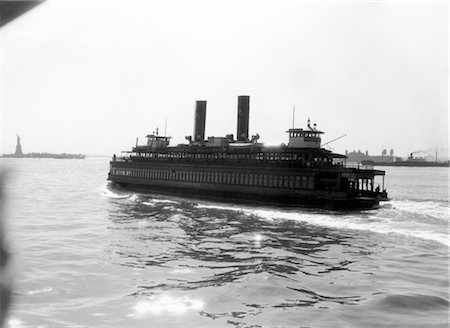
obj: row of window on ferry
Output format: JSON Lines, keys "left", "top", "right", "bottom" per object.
{"left": 131, "top": 151, "right": 334, "bottom": 163}
{"left": 111, "top": 167, "right": 316, "bottom": 190}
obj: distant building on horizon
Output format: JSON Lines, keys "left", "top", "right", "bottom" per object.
{"left": 345, "top": 149, "right": 399, "bottom": 163}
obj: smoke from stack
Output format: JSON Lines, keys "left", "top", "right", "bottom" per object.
{"left": 237, "top": 95, "right": 250, "bottom": 142}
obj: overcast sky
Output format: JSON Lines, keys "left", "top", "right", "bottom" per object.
{"left": 1, "top": 0, "right": 448, "bottom": 157}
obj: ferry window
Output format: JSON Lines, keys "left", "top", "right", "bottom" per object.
{"left": 289, "top": 177, "right": 295, "bottom": 189}
{"left": 258, "top": 174, "right": 263, "bottom": 186}
{"left": 267, "top": 175, "right": 273, "bottom": 187}
{"left": 272, "top": 175, "right": 277, "bottom": 187}
{"left": 278, "top": 176, "right": 283, "bottom": 188}
{"left": 244, "top": 173, "right": 249, "bottom": 185}
{"left": 263, "top": 175, "right": 268, "bottom": 186}
{"left": 308, "top": 178, "right": 314, "bottom": 189}
{"left": 295, "top": 176, "right": 301, "bottom": 189}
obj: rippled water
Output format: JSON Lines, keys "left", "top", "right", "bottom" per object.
{"left": 1, "top": 158, "right": 448, "bottom": 327}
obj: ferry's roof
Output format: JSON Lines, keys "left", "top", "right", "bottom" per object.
{"left": 145, "top": 134, "right": 171, "bottom": 139}
{"left": 287, "top": 128, "right": 324, "bottom": 134}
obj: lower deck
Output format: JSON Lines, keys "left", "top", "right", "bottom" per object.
{"left": 108, "top": 160, "right": 386, "bottom": 210}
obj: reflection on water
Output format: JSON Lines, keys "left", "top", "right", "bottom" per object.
{"left": 106, "top": 191, "right": 378, "bottom": 325}
{"left": 130, "top": 295, "right": 205, "bottom": 318}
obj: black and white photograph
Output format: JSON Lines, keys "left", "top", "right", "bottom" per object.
{"left": 0, "top": 0, "right": 448, "bottom": 327}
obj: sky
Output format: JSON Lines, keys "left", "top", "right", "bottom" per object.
{"left": 0, "top": 0, "right": 448, "bottom": 158}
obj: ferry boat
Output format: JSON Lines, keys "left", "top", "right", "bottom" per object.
{"left": 108, "top": 96, "right": 388, "bottom": 210}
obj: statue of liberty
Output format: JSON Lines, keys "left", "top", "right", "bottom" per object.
{"left": 14, "top": 134, "right": 23, "bottom": 156}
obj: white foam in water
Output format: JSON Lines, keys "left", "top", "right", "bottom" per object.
{"left": 195, "top": 203, "right": 249, "bottom": 212}
{"left": 24, "top": 287, "right": 53, "bottom": 295}
{"left": 195, "top": 201, "right": 449, "bottom": 247}
{"left": 98, "top": 184, "right": 131, "bottom": 199}
{"left": 142, "top": 198, "right": 181, "bottom": 208}
{"left": 152, "top": 199, "right": 180, "bottom": 205}
{"left": 389, "top": 199, "right": 449, "bottom": 222}
{"left": 130, "top": 295, "right": 204, "bottom": 318}
{"left": 128, "top": 194, "right": 140, "bottom": 202}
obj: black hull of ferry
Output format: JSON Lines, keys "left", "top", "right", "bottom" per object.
{"left": 108, "top": 179, "right": 380, "bottom": 211}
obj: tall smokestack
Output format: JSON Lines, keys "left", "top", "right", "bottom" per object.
{"left": 237, "top": 95, "right": 250, "bottom": 142}
{"left": 194, "top": 100, "right": 207, "bottom": 142}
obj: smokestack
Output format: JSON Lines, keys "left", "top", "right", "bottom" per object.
{"left": 194, "top": 100, "right": 207, "bottom": 142}
{"left": 237, "top": 95, "right": 250, "bottom": 142}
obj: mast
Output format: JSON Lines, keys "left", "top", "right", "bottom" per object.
{"left": 164, "top": 116, "right": 167, "bottom": 137}
{"left": 292, "top": 105, "right": 295, "bottom": 129}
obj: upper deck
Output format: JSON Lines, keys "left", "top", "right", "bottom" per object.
{"left": 112, "top": 95, "right": 385, "bottom": 177}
